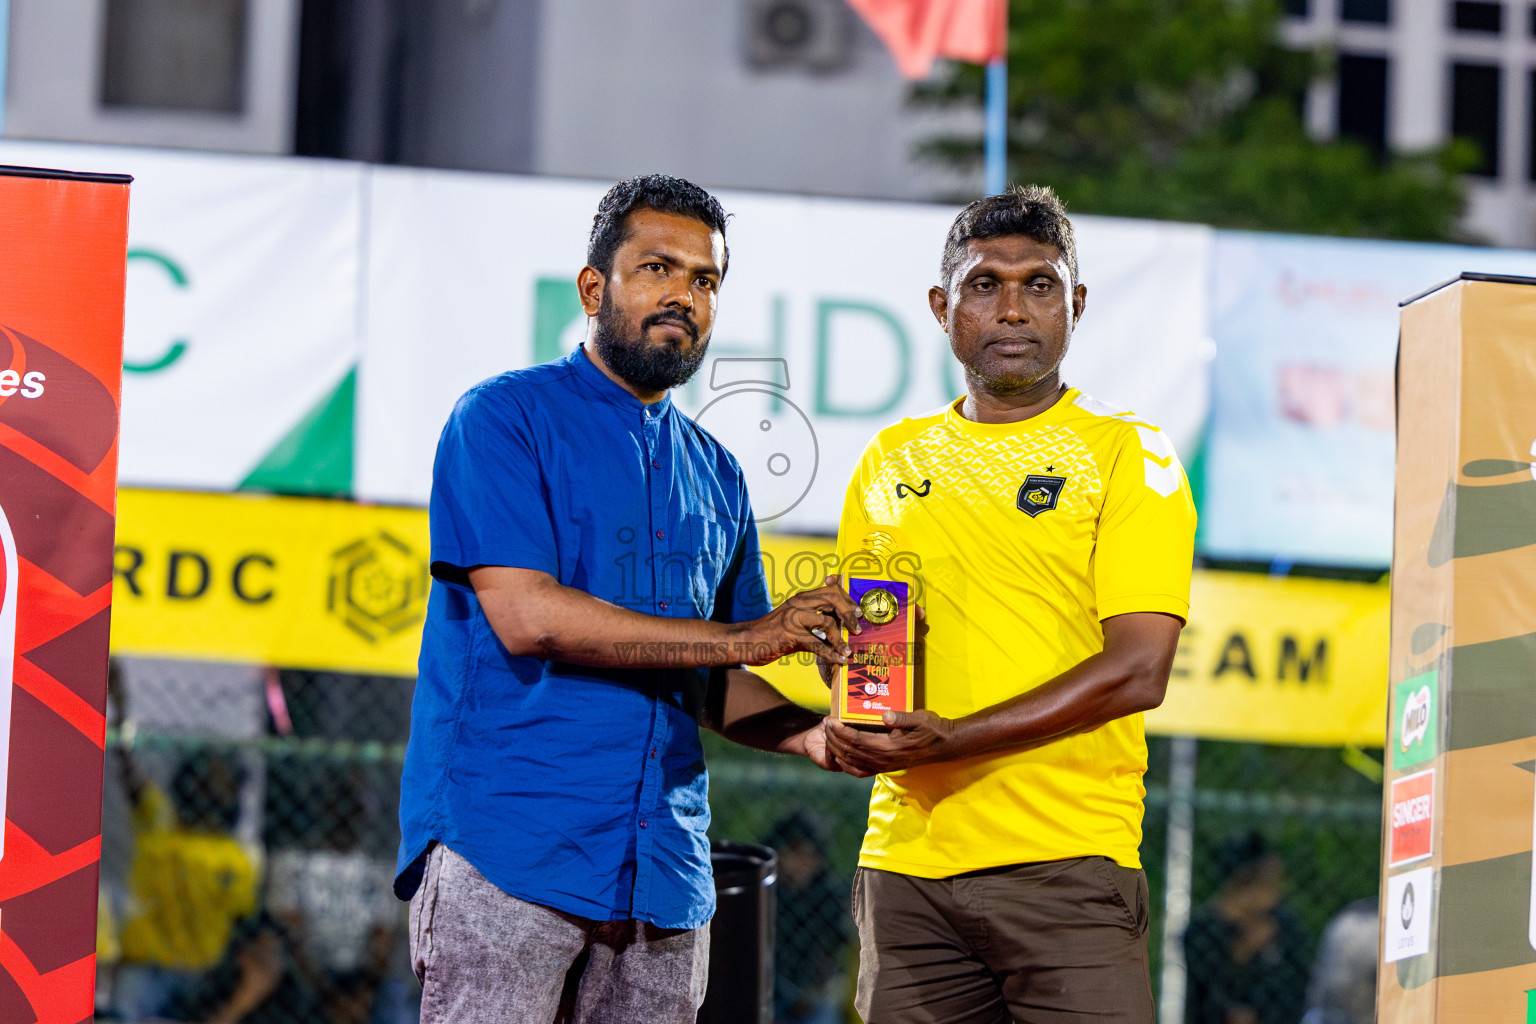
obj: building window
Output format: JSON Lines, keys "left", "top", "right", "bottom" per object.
{"left": 1451, "top": 63, "right": 1502, "bottom": 176}
{"left": 100, "top": 0, "right": 247, "bottom": 114}
{"left": 1281, "top": 0, "right": 1311, "bottom": 16}
{"left": 1452, "top": 1, "right": 1504, "bottom": 32}
{"left": 1342, "top": 0, "right": 1390, "bottom": 23}
{"left": 1338, "top": 54, "right": 1389, "bottom": 154}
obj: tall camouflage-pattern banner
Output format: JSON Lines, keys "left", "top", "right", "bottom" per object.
{"left": 0, "top": 166, "right": 131, "bottom": 1024}
{"left": 108, "top": 489, "right": 1389, "bottom": 747}
{"left": 1383, "top": 274, "right": 1536, "bottom": 1021}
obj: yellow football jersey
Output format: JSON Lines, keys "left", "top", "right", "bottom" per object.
{"left": 118, "top": 785, "right": 260, "bottom": 970}
{"left": 838, "top": 388, "right": 1196, "bottom": 876}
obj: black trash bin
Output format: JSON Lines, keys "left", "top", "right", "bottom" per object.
{"left": 698, "top": 840, "right": 777, "bottom": 1024}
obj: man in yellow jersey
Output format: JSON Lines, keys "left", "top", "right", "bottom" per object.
{"left": 822, "top": 185, "right": 1197, "bottom": 1024}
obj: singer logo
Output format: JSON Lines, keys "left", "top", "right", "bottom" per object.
{"left": 1390, "top": 769, "right": 1435, "bottom": 867}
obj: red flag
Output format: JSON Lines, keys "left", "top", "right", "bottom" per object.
{"left": 845, "top": 0, "right": 1008, "bottom": 80}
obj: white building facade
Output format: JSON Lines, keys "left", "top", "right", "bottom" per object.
{"left": 1284, "top": 0, "right": 1536, "bottom": 245}
{"left": 1, "top": 0, "right": 1528, "bottom": 243}
{"left": 1, "top": 0, "right": 968, "bottom": 201}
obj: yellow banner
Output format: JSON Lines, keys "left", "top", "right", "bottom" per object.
{"left": 110, "top": 490, "right": 1390, "bottom": 746}
{"left": 1161, "top": 570, "right": 1388, "bottom": 746}
{"left": 752, "top": 536, "right": 1391, "bottom": 746}
{"left": 112, "top": 489, "right": 432, "bottom": 676}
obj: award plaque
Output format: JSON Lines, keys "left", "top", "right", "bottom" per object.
{"left": 838, "top": 525, "right": 917, "bottom": 727}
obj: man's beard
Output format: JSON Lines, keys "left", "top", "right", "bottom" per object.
{"left": 962, "top": 362, "right": 1040, "bottom": 396}
{"left": 591, "top": 291, "right": 709, "bottom": 393}
{"left": 955, "top": 336, "right": 1063, "bottom": 397}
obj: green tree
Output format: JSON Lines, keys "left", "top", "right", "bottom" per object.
{"left": 916, "top": 0, "right": 1475, "bottom": 241}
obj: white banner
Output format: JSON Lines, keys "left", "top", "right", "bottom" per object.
{"left": 356, "top": 169, "right": 1213, "bottom": 532}
{"left": 0, "top": 141, "right": 363, "bottom": 493}
{"left": 1203, "top": 232, "right": 1536, "bottom": 566}
{"left": 0, "top": 143, "right": 1210, "bottom": 525}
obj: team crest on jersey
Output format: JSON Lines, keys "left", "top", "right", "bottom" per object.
{"left": 1016, "top": 475, "right": 1066, "bottom": 517}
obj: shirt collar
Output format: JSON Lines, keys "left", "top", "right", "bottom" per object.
{"left": 944, "top": 386, "right": 1079, "bottom": 435}
{"left": 568, "top": 344, "right": 673, "bottom": 418}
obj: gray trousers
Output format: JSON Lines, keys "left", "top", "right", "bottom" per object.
{"left": 410, "top": 844, "right": 709, "bottom": 1024}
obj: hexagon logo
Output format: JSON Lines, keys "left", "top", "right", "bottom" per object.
{"left": 327, "top": 532, "right": 428, "bottom": 643}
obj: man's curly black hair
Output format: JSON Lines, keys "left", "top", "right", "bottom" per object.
{"left": 939, "top": 184, "right": 1078, "bottom": 291}
{"left": 587, "top": 174, "right": 731, "bottom": 279}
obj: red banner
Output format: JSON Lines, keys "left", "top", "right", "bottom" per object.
{"left": 0, "top": 166, "right": 131, "bottom": 1023}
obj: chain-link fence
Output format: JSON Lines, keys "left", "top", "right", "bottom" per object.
{"left": 99, "top": 661, "right": 416, "bottom": 1024}
{"left": 96, "top": 657, "right": 1383, "bottom": 1024}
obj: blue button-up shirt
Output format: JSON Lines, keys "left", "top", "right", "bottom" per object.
{"left": 396, "top": 346, "right": 771, "bottom": 930}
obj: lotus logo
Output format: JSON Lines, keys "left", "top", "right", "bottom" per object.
{"left": 1400, "top": 685, "right": 1432, "bottom": 752}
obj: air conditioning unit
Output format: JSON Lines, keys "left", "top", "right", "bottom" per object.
{"left": 744, "top": 0, "right": 853, "bottom": 72}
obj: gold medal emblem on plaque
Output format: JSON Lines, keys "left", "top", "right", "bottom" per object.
{"left": 859, "top": 587, "right": 899, "bottom": 626}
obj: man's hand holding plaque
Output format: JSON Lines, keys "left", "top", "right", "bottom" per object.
{"left": 829, "top": 525, "right": 918, "bottom": 730}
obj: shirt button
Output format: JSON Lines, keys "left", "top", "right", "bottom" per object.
{"left": 650, "top": 749, "right": 657, "bottom": 759}
{"left": 652, "top": 459, "right": 660, "bottom": 469}
{"left": 639, "top": 820, "right": 648, "bottom": 829}
{"left": 655, "top": 529, "right": 664, "bottom": 539}
{"left": 659, "top": 600, "right": 669, "bottom": 611}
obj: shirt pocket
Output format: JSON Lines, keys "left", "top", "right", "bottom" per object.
{"left": 682, "top": 511, "right": 730, "bottom": 618}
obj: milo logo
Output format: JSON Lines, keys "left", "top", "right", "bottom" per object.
{"left": 1400, "top": 685, "right": 1432, "bottom": 751}
{"left": 1394, "top": 669, "right": 1439, "bottom": 769}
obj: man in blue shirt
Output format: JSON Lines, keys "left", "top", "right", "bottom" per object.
{"left": 397, "top": 175, "right": 858, "bottom": 1024}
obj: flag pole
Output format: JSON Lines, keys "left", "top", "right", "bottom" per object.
{"left": 984, "top": 57, "right": 1006, "bottom": 195}
{"left": 982, "top": 0, "right": 1007, "bottom": 199}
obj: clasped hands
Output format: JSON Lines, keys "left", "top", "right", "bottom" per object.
{"left": 819, "top": 709, "right": 970, "bottom": 778}
{"left": 805, "top": 576, "right": 969, "bottom": 777}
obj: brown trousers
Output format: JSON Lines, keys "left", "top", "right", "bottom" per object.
{"left": 853, "top": 857, "right": 1154, "bottom": 1024}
